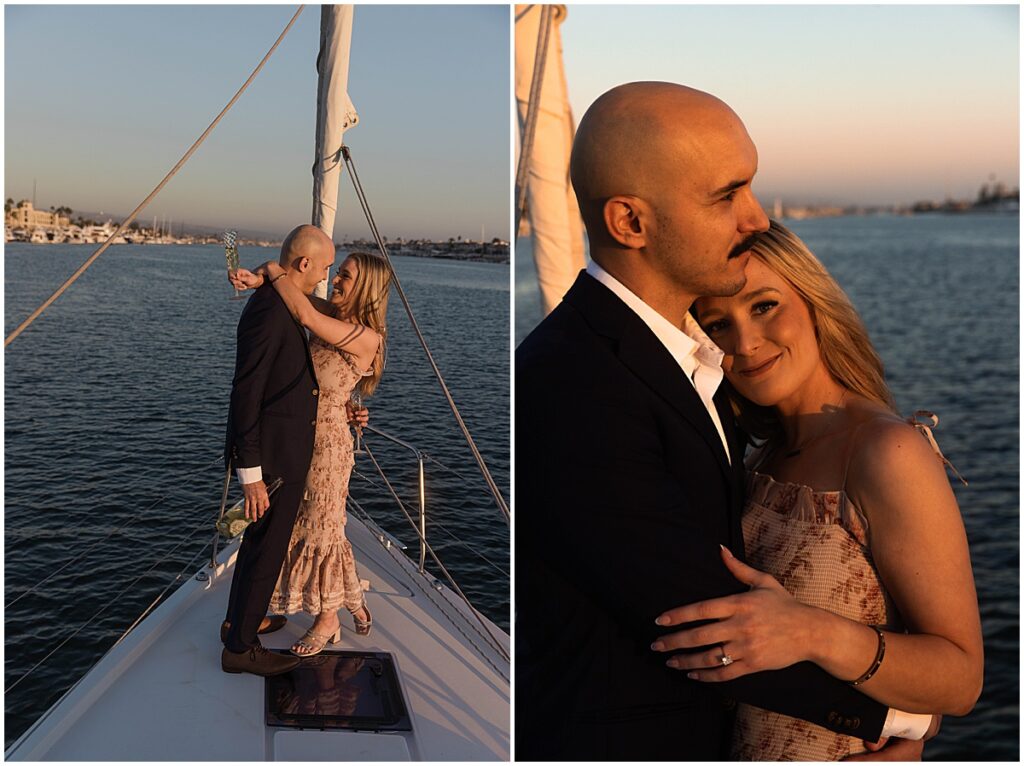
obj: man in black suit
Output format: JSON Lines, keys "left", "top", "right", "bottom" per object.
{"left": 221, "top": 224, "right": 335, "bottom": 676}
{"left": 516, "top": 83, "right": 929, "bottom": 759}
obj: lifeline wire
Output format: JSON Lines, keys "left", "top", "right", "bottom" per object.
{"left": 6, "top": 516, "right": 213, "bottom": 695}
{"left": 4, "top": 454, "right": 223, "bottom": 610}
{"left": 361, "top": 441, "right": 510, "bottom": 663}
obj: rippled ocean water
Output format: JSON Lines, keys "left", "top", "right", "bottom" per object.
{"left": 5, "top": 245, "right": 509, "bottom": 747}
{"left": 516, "top": 213, "right": 1019, "bottom": 761}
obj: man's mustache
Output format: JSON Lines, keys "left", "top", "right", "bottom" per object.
{"left": 728, "top": 234, "right": 761, "bottom": 260}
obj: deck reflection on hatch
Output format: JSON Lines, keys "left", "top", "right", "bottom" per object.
{"left": 266, "top": 651, "right": 412, "bottom": 731}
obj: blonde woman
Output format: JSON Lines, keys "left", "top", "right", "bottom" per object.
{"left": 652, "top": 221, "right": 983, "bottom": 760}
{"left": 232, "top": 251, "right": 390, "bottom": 655}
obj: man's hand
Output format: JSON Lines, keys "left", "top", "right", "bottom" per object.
{"left": 242, "top": 479, "right": 270, "bottom": 521}
{"left": 345, "top": 403, "right": 369, "bottom": 433}
{"left": 844, "top": 737, "right": 924, "bottom": 761}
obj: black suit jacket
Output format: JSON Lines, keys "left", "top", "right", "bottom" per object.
{"left": 225, "top": 283, "right": 319, "bottom": 484}
{"left": 516, "top": 272, "right": 887, "bottom": 761}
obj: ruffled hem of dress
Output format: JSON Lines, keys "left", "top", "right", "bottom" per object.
{"left": 270, "top": 541, "right": 364, "bottom": 615}
{"left": 746, "top": 470, "right": 869, "bottom": 544}
{"left": 269, "top": 592, "right": 362, "bottom": 616}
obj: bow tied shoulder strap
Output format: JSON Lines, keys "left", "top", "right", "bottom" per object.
{"left": 907, "top": 410, "right": 968, "bottom": 487}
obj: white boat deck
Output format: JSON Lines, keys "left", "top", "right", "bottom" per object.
{"left": 7, "top": 514, "right": 509, "bottom": 761}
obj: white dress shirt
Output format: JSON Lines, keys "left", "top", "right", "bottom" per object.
{"left": 586, "top": 261, "right": 730, "bottom": 463}
{"left": 236, "top": 465, "right": 262, "bottom": 485}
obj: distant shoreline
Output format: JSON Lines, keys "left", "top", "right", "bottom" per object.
{"left": 3, "top": 238, "right": 511, "bottom": 265}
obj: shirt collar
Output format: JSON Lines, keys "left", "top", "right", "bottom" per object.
{"left": 586, "top": 261, "right": 724, "bottom": 377}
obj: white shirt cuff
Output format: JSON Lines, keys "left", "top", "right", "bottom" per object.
{"left": 236, "top": 466, "right": 263, "bottom": 485}
{"left": 881, "top": 708, "right": 932, "bottom": 740}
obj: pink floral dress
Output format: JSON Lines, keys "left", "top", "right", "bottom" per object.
{"left": 730, "top": 471, "right": 903, "bottom": 761}
{"left": 269, "top": 333, "right": 368, "bottom": 616}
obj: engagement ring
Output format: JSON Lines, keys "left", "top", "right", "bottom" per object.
{"left": 719, "top": 653, "right": 734, "bottom": 667}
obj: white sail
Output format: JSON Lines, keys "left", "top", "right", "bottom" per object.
{"left": 515, "top": 4, "right": 585, "bottom": 316}
{"left": 313, "top": 4, "right": 359, "bottom": 298}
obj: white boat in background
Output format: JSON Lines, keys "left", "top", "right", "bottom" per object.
{"left": 6, "top": 5, "right": 509, "bottom": 760}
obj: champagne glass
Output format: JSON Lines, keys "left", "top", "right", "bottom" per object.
{"left": 350, "top": 389, "right": 365, "bottom": 455}
{"left": 223, "top": 230, "right": 244, "bottom": 300}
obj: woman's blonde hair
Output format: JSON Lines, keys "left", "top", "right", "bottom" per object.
{"left": 343, "top": 251, "right": 391, "bottom": 397}
{"left": 728, "top": 220, "right": 896, "bottom": 443}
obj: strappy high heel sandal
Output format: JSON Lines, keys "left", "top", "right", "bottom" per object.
{"left": 350, "top": 602, "right": 373, "bottom": 636}
{"left": 290, "top": 620, "right": 342, "bottom": 657}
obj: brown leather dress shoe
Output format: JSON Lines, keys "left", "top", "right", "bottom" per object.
{"left": 220, "top": 615, "right": 288, "bottom": 644}
{"left": 221, "top": 645, "right": 300, "bottom": 676}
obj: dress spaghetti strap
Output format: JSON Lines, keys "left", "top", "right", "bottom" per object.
{"left": 907, "top": 411, "right": 969, "bottom": 486}
{"left": 839, "top": 420, "right": 870, "bottom": 495}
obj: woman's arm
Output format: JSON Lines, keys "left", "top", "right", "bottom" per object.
{"left": 651, "top": 420, "right": 983, "bottom": 716}
{"left": 237, "top": 265, "right": 335, "bottom": 315}
{"left": 261, "top": 261, "right": 379, "bottom": 368}
{"left": 835, "top": 420, "right": 983, "bottom": 714}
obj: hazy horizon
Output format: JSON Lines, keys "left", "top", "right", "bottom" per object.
{"left": 559, "top": 5, "right": 1018, "bottom": 207}
{"left": 5, "top": 5, "right": 510, "bottom": 241}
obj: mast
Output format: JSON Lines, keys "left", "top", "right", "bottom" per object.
{"left": 312, "top": 4, "right": 358, "bottom": 299}
{"left": 514, "top": 4, "right": 585, "bottom": 317}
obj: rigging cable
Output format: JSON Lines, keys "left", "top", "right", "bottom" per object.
{"left": 4, "top": 5, "right": 306, "bottom": 348}
{"left": 341, "top": 146, "right": 510, "bottom": 524}
{"left": 513, "top": 4, "right": 555, "bottom": 239}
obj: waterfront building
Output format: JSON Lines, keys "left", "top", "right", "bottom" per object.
{"left": 5, "top": 201, "right": 70, "bottom": 230}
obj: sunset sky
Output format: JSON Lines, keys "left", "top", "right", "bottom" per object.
{"left": 560, "top": 4, "right": 1018, "bottom": 207}
{"left": 5, "top": 4, "right": 1019, "bottom": 238}
{"left": 5, "top": 5, "right": 509, "bottom": 241}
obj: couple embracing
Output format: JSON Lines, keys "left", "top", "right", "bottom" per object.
{"left": 220, "top": 225, "right": 391, "bottom": 676}
{"left": 517, "top": 83, "right": 983, "bottom": 760}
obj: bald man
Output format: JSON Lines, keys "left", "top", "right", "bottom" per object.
{"left": 221, "top": 224, "right": 334, "bottom": 676}
{"left": 516, "top": 84, "right": 916, "bottom": 759}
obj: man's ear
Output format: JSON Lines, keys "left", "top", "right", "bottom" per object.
{"left": 603, "top": 196, "right": 648, "bottom": 249}
{"left": 295, "top": 256, "right": 310, "bottom": 272}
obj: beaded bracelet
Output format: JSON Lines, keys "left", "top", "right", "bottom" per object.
{"left": 270, "top": 273, "right": 287, "bottom": 284}
{"left": 850, "top": 625, "right": 886, "bottom": 686}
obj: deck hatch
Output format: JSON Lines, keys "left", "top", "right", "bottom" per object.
{"left": 265, "top": 650, "right": 412, "bottom": 732}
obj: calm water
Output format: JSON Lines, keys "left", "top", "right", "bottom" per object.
{"left": 516, "top": 213, "right": 1019, "bottom": 761}
{"left": 5, "top": 245, "right": 509, "bottom": 747}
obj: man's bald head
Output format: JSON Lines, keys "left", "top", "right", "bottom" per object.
{"left": 279, "top": 224, "right": 336, "bottom": 295}
{"left": 280, "top": 224, "right": 333, "bottom": 268}
{"left": 569, "top": 81, "right": 769, "bottom": 322}
{"left": 571, "top": 82, "right": 746, "bottom": 245}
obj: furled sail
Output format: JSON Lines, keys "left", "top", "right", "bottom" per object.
{"left": 313, "top": 4, "right": 359, "bottom": 298}
{"left": 514, "top": 4, "right": 585, "bottom": 316}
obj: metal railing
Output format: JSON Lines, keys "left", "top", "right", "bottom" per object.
{"left": 359, "top": 424, "right": 429, "bottom": 573}
{"left": 208, "top": 424, "right": 505, "bottom": 589}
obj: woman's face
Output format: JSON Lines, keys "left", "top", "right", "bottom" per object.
{"left": 694, "top": 256, "right": 824, "bottom": 408}
{"left": 330, "top": 256, "right": 359, "bottom": 309}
